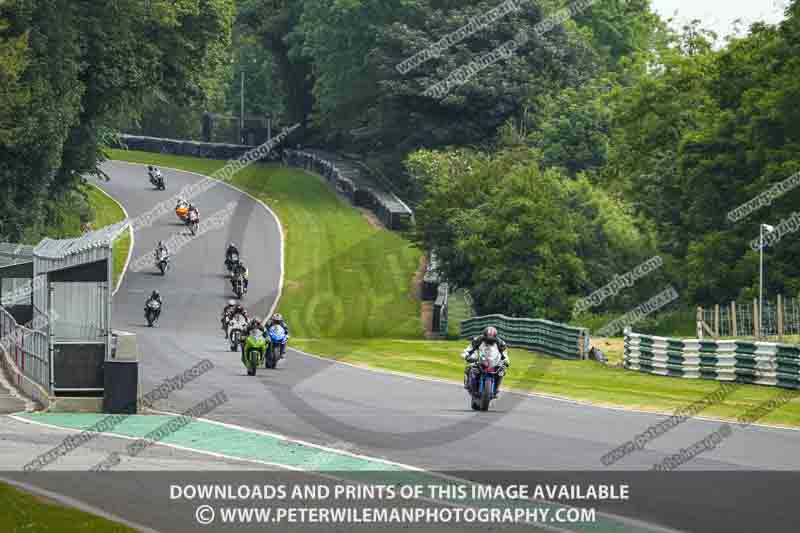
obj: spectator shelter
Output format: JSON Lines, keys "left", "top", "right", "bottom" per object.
{"left": 0, "top": 222, "right": 128, "bottom": 397}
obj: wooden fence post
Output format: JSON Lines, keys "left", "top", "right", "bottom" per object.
{"left": 696, "top": 306, "right": 703, "bottom": 340}
{"left": 731, "top": 301, "right": 738, "bottom": 338}
{"left": 778, "top": 294, "right": 784, "bottom": 341}
{"left": 753, "top": 298, "right": 759, "bottom": 339}
{"left": 714, "top": 304, "right": 720, "bottom": 338}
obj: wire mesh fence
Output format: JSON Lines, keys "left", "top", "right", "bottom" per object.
{"left": 698, "top": 296, "right": 800, "bottom": 341}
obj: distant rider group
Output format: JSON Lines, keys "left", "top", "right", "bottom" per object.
{"left": 140, "top": 165, "right": 507, "bottom": 395}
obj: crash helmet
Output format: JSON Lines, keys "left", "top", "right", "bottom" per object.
{"left": 483, "top": 326, "right": 498, "bottom": 344}
{"left": 272, "top": 313, "right": 283, "bottom": 322}
{"left": 151, "top": 290, "right": 160, "bottom": 299}
{"left": 228, "top": 299, "right": 236, "bottom": 307}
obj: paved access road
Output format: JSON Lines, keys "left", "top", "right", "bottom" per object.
{"left": 95, "top": 160, "right": 800, "bottom": 474}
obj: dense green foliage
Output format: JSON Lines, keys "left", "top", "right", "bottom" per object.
{"left": 5, "top": 0, "right": 800, "bottom": 325}
{"left": 0, "top": 0, "right": 233, "bottom": 242}
{"left": 409, "top": 3, "right": 800, "bottom": 321}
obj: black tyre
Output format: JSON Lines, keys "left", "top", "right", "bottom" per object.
{"left": 265, "top": 345, "right": 277, "bottom": 369}
{"left": 471, "top": 399, "right": 480, "bottom": 411}
{"left": 480, "top": 376, "right": 492, "bottom": 411}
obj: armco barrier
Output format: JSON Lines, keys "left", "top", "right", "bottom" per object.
{"left": 285, "top": 149, "right": 413, "bottom": 231}
{"left": 461, "top": 314, "right": 590, "bottom": 360}
{"left": 624, "top": 330, "right": 800, "bottom": 389}
{"left": 117, "top": 134, "right": 267, "bottom": 162}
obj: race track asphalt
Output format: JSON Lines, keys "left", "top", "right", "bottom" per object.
{"left": 2, "top": 159, "right": 794, "bottom": 532}
{"left": 94, "top": 160, "right": 800, "bottom": 473}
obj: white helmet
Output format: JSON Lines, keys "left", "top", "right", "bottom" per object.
{"left": 228, "top": 299, "right": 236, "bottom": 306}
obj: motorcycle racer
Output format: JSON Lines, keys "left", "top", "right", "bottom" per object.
{"left": 264, "top": 312, "right": 290, "bottom": 358}
{"left": 463, "top": 326, "right": 510, "bottom": 398}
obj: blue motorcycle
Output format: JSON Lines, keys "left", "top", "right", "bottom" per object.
{"left": 265, "top": 324, "right": 287, "bottom": 369}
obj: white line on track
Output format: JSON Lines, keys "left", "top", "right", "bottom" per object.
{"left": 6, "top": 413, "right": 303, "bottom": 471}
{"left": 107, "top": 160, "right": 285, "bottom": 318}
{"left": 7, "top": 413, "right": 682, "bottom": 533}
{"left": 91, "top": 183, "right": 134, "bottom": 297}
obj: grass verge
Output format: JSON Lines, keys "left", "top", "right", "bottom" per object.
{"left": 85, "top": 185, "right": 130, "bottom": 289}
{"left": 0, "top": 481, "right": 137, "bottom": 532}
{"left": 292, "top": 338, "right": 800, "bottom": 427}
{"left": 106, "top": 149, "right": 422, "bottom": 338}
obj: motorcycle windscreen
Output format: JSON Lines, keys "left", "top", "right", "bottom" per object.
{"left": 479, "top": 343, "right": 502, "bottom": 367}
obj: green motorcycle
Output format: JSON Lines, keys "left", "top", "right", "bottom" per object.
{"left": 242, "top": 329, "right": 267, "bottom": 376}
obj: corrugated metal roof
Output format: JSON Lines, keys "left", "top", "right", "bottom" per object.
{"left": 33, "top": 221, "right": 130, "bottom": 260}
{"left": 0, "top": 242, "right": 35, "bottom": 268}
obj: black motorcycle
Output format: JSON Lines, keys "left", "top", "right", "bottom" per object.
{"left": 231, "top": 272, "right": 246, "bottom": 299}
{"left": 225, "top": 252, "right": 240, "bottom": 277}
{"left": 145, "top": 300, "right": 161, "bottom": 327}
{"left": 149, "top": 170, "right": 166, "bottom": 191}
{"left": 156, "top": 250, "right": 170, "bottom": 276}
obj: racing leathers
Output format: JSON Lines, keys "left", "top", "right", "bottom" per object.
{"left": 154, "top": 243, "right": 169, "bottom": 261}
{"left": 264, "top": 317, "right": 290, "bottom": 356}
{"left": 232, "top": 262, "right": 249, "bottom": 291}
{"left": 225, "top": 244, "right": 239, "bottom": 266}
{"left": 222, "top": 304, "right": 248, "bottom": 336}
{"left": 144, "top": 293, "right": 163, "bottom": 319}
{"left": 463, "top": 334, "right": 510, "bottom": 398}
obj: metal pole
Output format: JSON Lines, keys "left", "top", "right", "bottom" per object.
{"left": 240, "top": 71, "right": 245, "bottom": 144}
{"left": 759, "top": 224, "right": 764, "bottom": 340}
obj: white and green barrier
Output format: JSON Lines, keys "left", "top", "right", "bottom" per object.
{"left": 461, "top": 314, "right": 590, "bottom": 360}
{"left": 624, "top": 330, "right": 800, "bottom": 389}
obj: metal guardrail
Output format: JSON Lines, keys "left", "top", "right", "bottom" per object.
{"left": 284, "top": 149, "right": 413, "bottom": 230}
{"left": 624, "top": 330, "right": 800, "bottom": 389}
{"left": 461, "top": 314, "right": 590, "bottom": 360}
{"left": 0, "top": 305, "right": 50, "bottom": 392}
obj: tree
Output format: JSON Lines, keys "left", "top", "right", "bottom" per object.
{"left": 0, "top": 0, "right": 234, "bottom": 241}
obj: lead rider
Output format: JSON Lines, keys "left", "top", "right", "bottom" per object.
{"left": 264, "top": 312, "right": 290, "bottom": 359}
{"left": 463, "top": 326, "right": 510, "bottom": 398}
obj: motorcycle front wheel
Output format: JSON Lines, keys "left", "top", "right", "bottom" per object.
{"left": 480, "top": 376, "right": 493, "bottom": 411}
{"left": 247, "top": 350, "right": 258, "bottom": 376}
{"left": 265, "top": 345, "right": 277, "bottom": 369}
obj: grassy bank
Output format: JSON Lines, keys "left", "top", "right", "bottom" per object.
{"left": 85, "top": 185, "right": 130, "bottom": 289}
{"left": 0, "top": 482, "right": 136, "bottom": 532}
{"left": 292, "top": 338, "right": 800, "bottom": 427}
{"left": 106, "top": 149, "right": 422, "bottom": 338}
